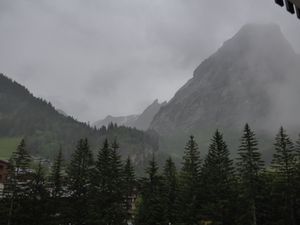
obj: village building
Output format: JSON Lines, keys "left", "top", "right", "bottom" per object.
{"left": 0, "top": 159, "right": 9, "bottom": 196}
{"left": 0, "top": 159, "right": 9, "bottom": 183}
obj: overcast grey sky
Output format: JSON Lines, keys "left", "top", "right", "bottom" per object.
{"left": 0, "top": 0, "right": 299, "bottom": 122}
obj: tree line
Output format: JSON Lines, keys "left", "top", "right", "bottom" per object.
{"left": 0, "top": 123, "right": 300, "bottom": 225}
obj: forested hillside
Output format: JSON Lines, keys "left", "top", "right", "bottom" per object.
{"left": 1, "top": 125, "right": 299, "bottom": 225}
{"left": 0, "top": 74, "right": 159, "bottom": 164}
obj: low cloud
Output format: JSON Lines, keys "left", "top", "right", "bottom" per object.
{"left": 0, "top": 0, "right": 299, "bottom": 122}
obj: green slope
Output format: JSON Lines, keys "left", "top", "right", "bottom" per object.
{"left": 0, "top": 137, "right": 21, "bottom": 160}
{"left": 0, "top": 74, "right": 159, "bottom": 164}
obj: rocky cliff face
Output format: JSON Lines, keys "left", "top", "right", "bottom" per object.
{"left": 133, "top": 99, "right": 167, "bottom": 130}
{"left": 93, "top": 114, "right": 139, "bottom": 128}
{"left": 94, "top": 99, "right": 166, "bottom": 131}
{"left": 150, "top": 24, "right": 300, "bottom": 155}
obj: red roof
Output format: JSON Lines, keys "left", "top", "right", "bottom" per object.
{"left": 0, "top": 160, "right": 9, "bottom": 165}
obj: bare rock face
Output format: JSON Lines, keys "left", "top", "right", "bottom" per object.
{"left": 134, "top": 99, "right": 167, "bottom": 130}
{"left": 94, "top": 99, "right": 166, "bottom": 131}
{"left": 93, "top": 114, "right": 139, "bottom": 128}
{"left": 150, "top": 24, "right": 300, "bottom": 153}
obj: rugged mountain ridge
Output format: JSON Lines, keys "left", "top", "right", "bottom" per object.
{"left": 150, "top": 24, "right": 300, "bottom": 156}
{"left": 94, "top": 114, "right": 139, "bottom": 129}
{"left": 94, "top": 99, "right": 166, "bottom": 130}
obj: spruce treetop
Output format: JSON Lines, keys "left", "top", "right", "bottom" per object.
{"left": 237, "top": 123, "right": 264, "bottom": 180}
{"left": 272, "top": 127, "right": 296, "bottom": 180}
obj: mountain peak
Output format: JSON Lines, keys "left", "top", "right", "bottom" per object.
{"left": 193, "top": 23, "right": 296, "bottom": 82}
{"left": 151, "top": 24, "right": 300, "bottom": 144}
{"left": 237, "top": 23, "right": 281, "bottom": 36}
{"left": 219, "top": 23, "right": 294, "bottom": 57}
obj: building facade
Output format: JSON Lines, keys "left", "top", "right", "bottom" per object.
{"left": 0, "top": 160, "right": 9, "bottom": 184}
{"left": 275, "top": 0, "right": 300, "bottom": 19}
{"left": 0, "top": 160, "right": 9, "bottom": 196}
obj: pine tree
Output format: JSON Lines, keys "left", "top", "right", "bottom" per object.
{"left": 135, "top": 155, "right": 167, "bottom": 225}
{"left": 2, "top": 158, "right": 15, "bottom": 225}
{"left": 178, "top": 135, "right": 202, "bottom": 225}
{"left": 295, "top": 135, "right": 300, "bottom": 223}
{"left": 237, "top": 124, "right": 264, "bottom": 225}
{"left": 4, "top": 139, "right": 31, "bottom": 225}
{"left": 90, "top": 138, "right": 126, "bottom": 225}
{"left": 67, "top": 138, "right": 94, "bottom": 225}
{"left": 28, "top": 161, "right": 49, "bottom": 225}
{"left": 163, "top": 157, "right": 178, "bottom": 225}
{"left": 110, "top": 139, "right": 126, "bottom": 224}
{"left": 48, "top": 147, "right": 65, "bottom": 224}
{"left": 123, "top": 157, "right": 136, "bottom": 222}
{"left": 93, "top": 138, "right": 112, "bottom": 225}
{"left": 50, "top": 147, "right": 64, "bottom": 198}
{"left": 202, "top": 130, "right": 236, "bottom": 225}
{"left": 271, "top": 127, "right": 297, "bottom": 225}
{"left": 182, "top": 135, "right": 201, "bottom": 179}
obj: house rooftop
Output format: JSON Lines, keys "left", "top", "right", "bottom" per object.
{"left": 0, "top": 160, "right": 9, "bottom": 165}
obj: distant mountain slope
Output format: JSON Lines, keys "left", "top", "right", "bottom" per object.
{"left": 94, "top": 114, "right": 139, "bottom": 129}
{"left": 0, "top": 137, "right": 21, "bottom": 160}
{"left": 94, "top": 99, "right": 166, "bottom": 131}
{"left": 0, "top": 74, "right": 158, "bottom": 166}
{"left": 134, "top": 100, "right": 167, "bottom": 130}
{"left": 150, "top": 24, "right": 300, "bottom": 157}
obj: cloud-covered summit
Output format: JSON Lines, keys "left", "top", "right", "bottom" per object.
{"left": 0, "top": 0, "right": 299, "bottom": 122}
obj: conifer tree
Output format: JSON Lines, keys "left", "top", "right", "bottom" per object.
{"left": 50, "top": 147, "right": 64, "bottom": 198}
{"left": 28, "top": 161, "right": 49, "bottom": 225}
{"left": 90, "top": 139, "right": 111, "bottom": 225}
{"left": 49, "top": 147, "right": 65, "bottom": 224}
{"left": 163, "top": 157, "right": 178, "bottom": 225}
{"left": 123, "top": 157, "right": 136, "bottom": 222}
{"left": 110, "top": 139, "right": 126, "bottom": 224}
{"left": 111, "top": 140, "right": 124, "bottom": 187}
{"left": 67, "top": 138, "right": 94, "bottom": 225}
{"left": 4, "top": 139, "right": 31, "bottom": 225}
{"left": 135, "top": 155, "right": 167, "bottom": 225}
{"left": 91, "top": 138, "right": 126, "bottom": 225}
{"left": 202, "top": 130, "right": 236, "bottom": 225}
{"left": 2, "top": 158, "right": 15, "bottom": 225}
{"left": 271, "top": 127, "right": 297, "bottom": 225}
{"left": 295, "top": 135, "right": 300, "bottom": 223}
{"left": 237, "top": 124, "right": 264, "bottom": 225}
{"left": 178, "top": 135, "right": 202, "bottom": 225}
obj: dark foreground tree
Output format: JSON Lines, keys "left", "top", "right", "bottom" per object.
{"left": 48, "top": 147, "right": 65, "bottom": 224}
{"left": 67, "top": 138, "right": 94, "bottom": 225}
{"left": 123, "top": 157, "right": 136, "bottom": 222}
{"left": 135, "top": 155, "right": 167, "bottom": 225}
{"left": 237, "top": 124, "right": 264, "bottom": 225}
{"left": 271, "top": 127, "right": 297, "bottom": 225}
{"left": 109, "top": 140, "right": 127, "bottom": 224}
{"left": 295, "top": 135, "right": 300, "bottom": 223}
{"left": 202, "top": 130, "right": 236, "bottom": 225}
{"left": 50, "top": 147, "right": 64, "bottom": 198}
{"left": 163, "top": 157, "right": 178, "bottom": 225}
{"left": 90, "top": 139, "right": 126, "bottom": 225}
{"left": 28, "top": 161, "right": 49, "bottom": 225}
{"left": 4, "top": 139, "right": 31, "bottom": 225}
{"left": 177, "top": 136, "right": 202, "bottom": 225}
